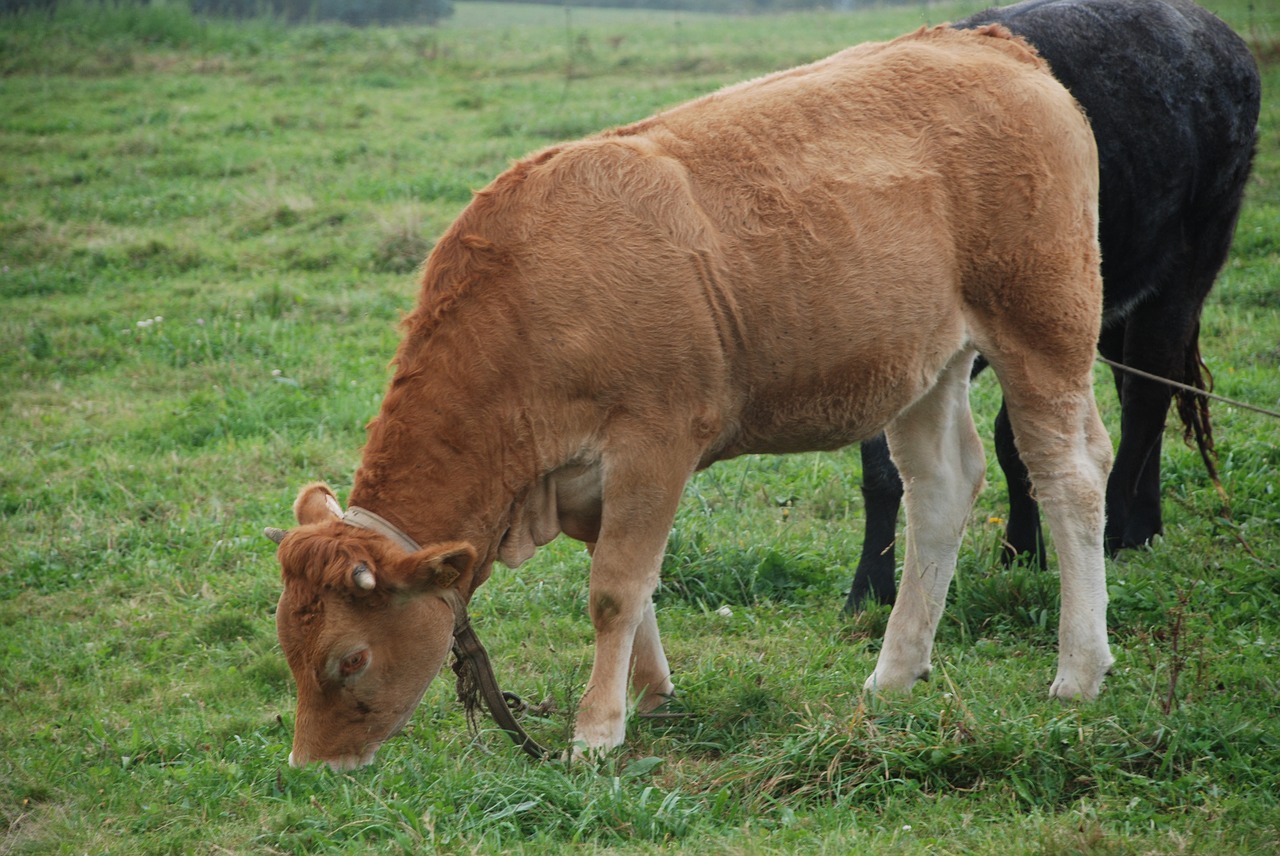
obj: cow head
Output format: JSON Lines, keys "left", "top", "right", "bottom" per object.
{"left": 267, "top": 483, "right": 477, "bottom": 771}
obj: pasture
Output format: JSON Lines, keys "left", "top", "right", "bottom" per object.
{"left": 2, "top": 1, "right": 1279, "bottom": 852}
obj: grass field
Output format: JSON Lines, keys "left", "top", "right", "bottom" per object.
{"left": 3, "top": 1, "right": 1279, "bottom": 852}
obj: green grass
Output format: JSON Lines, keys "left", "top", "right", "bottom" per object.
{"left": 3, "top": 1, "right": 1279, "bottom": 852}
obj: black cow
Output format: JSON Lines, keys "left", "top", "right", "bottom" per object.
{"left": 845, "top": 0, "right": 1260, "bottom": 611}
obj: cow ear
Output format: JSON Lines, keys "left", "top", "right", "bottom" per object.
{"left": 399, "top": 542, "right": 477, "bottom": 591}
{"left": 294, "top": 482, "right": 343, "bottom": 526}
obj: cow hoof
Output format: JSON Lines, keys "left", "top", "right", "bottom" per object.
{"left": 862, "top": 665, "right": 929, "bottom": 695}
{"left": 571, "top": 717, "right": 626, "bottom": 760}
{"left": 1049, "top": 656, "right": 1113, "bottom": 702}
{"left": 635, "top": 686, "right": 678, "bottom": 716}
{"left": 1050, "top": 675, "right": 1100, "bottom": 701}
{"left": 566, "top": 740, "right": 606, "bottom": 765}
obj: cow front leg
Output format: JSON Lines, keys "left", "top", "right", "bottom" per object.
{"left": 865, "top": 351, "right": 985, "bottom": 693}
{"left": 630, "top": 599, "right": 674, "bottom": 713}
{"left": 581, "top": 546, "right": 674, "bottom": 714}
{"left": 575, "top": 573, "right": 653, "bottom": 754}
{"left": 573, "top": 450, "right": 690, "bottom": 755}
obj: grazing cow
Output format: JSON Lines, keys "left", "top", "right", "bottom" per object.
{"left": 267, "top": 25, "right": 1112, "bottom": 770}
{"left": 845, "top": 0, "right": 1261, "bottom": 611}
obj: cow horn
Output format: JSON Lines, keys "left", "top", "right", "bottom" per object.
{"left": 352, "top": 564, "right": 376, "bottom": 590}
{"left": 264, "top": 527, "right": 287, "bottom": 544}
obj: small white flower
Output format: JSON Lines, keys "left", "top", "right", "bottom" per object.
{"left": 902, "top": 825, "right": 912, "bottom": 832}
{"left": 717, "top": 606, "right": 733, "bottom": 618}
{"left": 271, "top": 369, "right": 282, "bottom": 377}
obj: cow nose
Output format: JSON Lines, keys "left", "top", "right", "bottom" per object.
{"left": 327, "top": 744, "right": 381, "bottom": 772}
{"left": 325, "top": 755, "right": 366, "bottom": 772}
{"left": 287, "top": 744, "right": 378, "bottom": 771}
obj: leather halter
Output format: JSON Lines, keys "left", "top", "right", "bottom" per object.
{"left": 342, "top": 506, "right": 420, "bottom": 555}
{"left": 341, "top": 506, "right": 551, "bottom": 760}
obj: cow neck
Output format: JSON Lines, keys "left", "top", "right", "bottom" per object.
{"left": 347, "top": 270, "right": 536, "bottom": 566}
{"left": 346, "top": 373, "right": 529, "bottom": 569}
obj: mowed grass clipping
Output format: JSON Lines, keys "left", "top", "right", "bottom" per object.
{"left": 3, "top": 1, "right": 1279, "bottom": 853}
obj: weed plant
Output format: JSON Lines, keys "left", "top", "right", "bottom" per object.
{"left": 2, "top": 2, "right": 1279, "bottom": 853}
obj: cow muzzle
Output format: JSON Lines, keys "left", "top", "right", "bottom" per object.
{"left": 288, "top": 744, "right": 380, "bottom": 772}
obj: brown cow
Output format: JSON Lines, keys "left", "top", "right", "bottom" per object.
{"left": 267, "top": 24, "right": 1113, "bottom": 770}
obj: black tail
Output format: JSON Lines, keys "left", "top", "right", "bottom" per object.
{"left": 1175, "top": 330, "right": 1226, "bottom": 503}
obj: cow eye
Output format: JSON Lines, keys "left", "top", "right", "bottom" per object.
{"left": 339, "top": 649, "right": 370, "bottom": 678}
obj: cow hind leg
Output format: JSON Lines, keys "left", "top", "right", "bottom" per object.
{"left": 993, "top": 401, "right": 1047, "bottom": 568}
{"left": 1102, "top": 316, "right": 1177, "bottom": 554}
{"left": 864, "top": 350, "right": 986, "bottom": 693}
{"left": 996, "top": 361, "right": 1114, "bottom": 700}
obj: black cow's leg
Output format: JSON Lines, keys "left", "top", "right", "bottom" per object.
{"left": 993, "top": 402, "right": 1047, "bottom": 568}
{"left": 1104, "top": 316, "right": 1176, "bottom": 554}
{"left": 1103, "top": 124, "right": 1251, "bottom": 550}
{"left": 1123, "top": 426, "right": 1164, "bottom": 548}
{"left": 1105, "top": 381, "right": 1169, "bottom": 553}
{"left": 845, "top": 433, "right": 901, "bottom": 612}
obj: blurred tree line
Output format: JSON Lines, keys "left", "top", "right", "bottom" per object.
{"left": 0, "top": 0, "right": 935, "bottom": 20}
{"left": 471, "top": 0, "right": 924, "bottom": 11}
{"left": 0, "top": 0, "right": 455, "bottom": 25}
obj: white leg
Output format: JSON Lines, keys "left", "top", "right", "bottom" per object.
{"left": 865, "top": 351, "right": 986, "bottom": 693}
{"left": 1004, "top": 388, "right": 1114, "bottom": 699}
